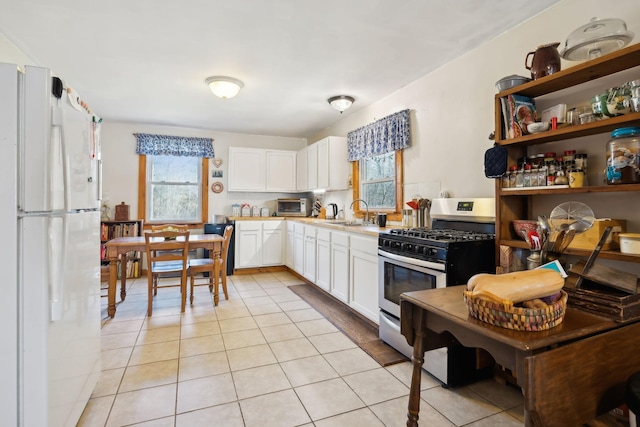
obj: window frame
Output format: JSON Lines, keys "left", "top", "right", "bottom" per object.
{"left": 351, "top": 149, "right": 403, "bottom": 222}
{"left": 137, "top": 155, "right": 209, "bottom": 229}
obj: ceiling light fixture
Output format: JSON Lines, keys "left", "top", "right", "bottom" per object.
{"left": 205, "top": 76, "right": 244, "bottom": 99}
{"left": 328, "top": 95, "right": 355, "bottom": 113}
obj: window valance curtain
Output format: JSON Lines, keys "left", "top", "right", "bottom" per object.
{"left": 134, "top": 133, "right": 215, "bottom": 158}
{"left": 347, "top": 109, "right": 410, "bottom": 161}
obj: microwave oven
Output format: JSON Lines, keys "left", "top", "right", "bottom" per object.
{"left": 276, "top": 198, "right": 311, "bottom": 217}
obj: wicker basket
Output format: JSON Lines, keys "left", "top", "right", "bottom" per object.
{"left": 463, "top": 290, "right": 568, "bottom": 331}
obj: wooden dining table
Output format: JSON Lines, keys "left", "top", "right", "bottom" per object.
{"left": 400, "top": 286, "right": 640, "bottom": 427}
{"left": 105, "top": 234, "right": 224, "bottom": 318}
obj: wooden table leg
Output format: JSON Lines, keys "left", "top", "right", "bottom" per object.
{"left": 213, "top": 243, "right": 220, "bottom": 306}
{"left": 119, "top": 254, "right": 128, "bottom": 301}
{"left": 407, "top": 308, "right": 427, "bottom": 427}
{"left": 108, "top": 257, "right": 118, "bottom": 317}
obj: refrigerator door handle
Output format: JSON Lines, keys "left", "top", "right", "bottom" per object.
{"left": 49, "top": 214, "right": 66, "bottom": 322}
{"left": 52, "top": 103, "right": 71, "bottom": 213}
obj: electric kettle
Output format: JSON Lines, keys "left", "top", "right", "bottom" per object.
{"left": 327, "top": 203, "right": 338, "bottom": 219}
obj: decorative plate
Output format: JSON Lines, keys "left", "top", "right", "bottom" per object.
{"left": 212, "top": 158, "right": 223, "bottom": 168}
{"left": 211, "top": 181, "right": 224, "bottom": 193}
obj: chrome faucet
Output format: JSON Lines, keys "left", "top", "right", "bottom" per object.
{"left": 349, "top": 199, "right": 369, "bottom": 224}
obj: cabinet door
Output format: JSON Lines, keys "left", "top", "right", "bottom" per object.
{"left": 349, "top": 236, "right": 379, "bottom": 323}
{"left": 262, "top": 221, "right": 284, "bottom": 266}
{"left": 316, "top": 231, "right": 331, "bottom": 292}
{"left": 296, "top": 147, "right": 308, "bottom": 191}
{"left": 317, "top": 138, "right": 330, "bottom": 189}
{"left": 266, "top": 150, "right": 296, "bottom": 192}
{"left": 326, "top": 136, "right": 349, "bottom": 191}
{"left": 316, "top": 136, "right": 349, "bottom": 191}
{"left": 228, "top": 147, "right": 265, "bottom": 192}
{"left": 285, "top": 225, "right": 294, "bottom": 268}
{"left": 235, "top": 221, "right": 261, "bottom": 268}
{"left": 330, "top": 232, "right": 349, "bottom": 303}
{"left": 307, "top": 143, "right": 318, "bottom": 190}
{"left": 293, "top": 226, "right": 304, "bottom": 274}
{"left": 303, "top": 226, "right": 317, "bottom": 282}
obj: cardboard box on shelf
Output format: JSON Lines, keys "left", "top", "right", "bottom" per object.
{"left": 567, "top": 219, "right": 626, "bottom": 251}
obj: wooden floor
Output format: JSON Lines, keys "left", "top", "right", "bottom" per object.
{"left": 288, "top": 283, "right": 408, "bottom": 367}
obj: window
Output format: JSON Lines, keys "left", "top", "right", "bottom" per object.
{"left": 360, "top": 151, "right": 396, "bottom": 209}
{"left": 138, "top": 155, "right": 209, "bottom": 226}
{"left": 352, "top": 150, "right": 403, "bottom": 220}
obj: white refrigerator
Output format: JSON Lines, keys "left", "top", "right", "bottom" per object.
{"left": 0, "top": 63, "right": 102, "bottom": 427}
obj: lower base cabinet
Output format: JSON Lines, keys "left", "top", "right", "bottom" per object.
{"left": 235, "top": 220, "right": 284, "bottom": 268}
{"left": 330, "top": 232, "right": 350, "bottom": 303}
{"left": 316, "top": 229, "right": 331, "bottom": 292}
{"left": 349, "top": 235, "right": 379, "bottom": 323}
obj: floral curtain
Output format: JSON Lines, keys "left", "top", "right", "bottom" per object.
{"left": 347, "top": 109, "right": 410, "bottom": 161}
{"left": 134, "top": 133, "right": 215, "bottom": 157}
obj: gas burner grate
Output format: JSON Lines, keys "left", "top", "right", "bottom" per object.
{"left": 388, "top": 227, "right": 494, "bottom": 242}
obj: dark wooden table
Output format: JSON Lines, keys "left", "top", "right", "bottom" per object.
{"left": 400, "top": 286, "right": 640, "bottom": 427}
{"left": 105, "top": 234, "right": 223, "bottom": 317}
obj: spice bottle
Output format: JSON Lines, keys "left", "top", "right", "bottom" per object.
{"left": 509, "top": 165, "right": 518, "bottom": 188}
{"left": 523, "top": 164, "right": 532, "bottom": 187}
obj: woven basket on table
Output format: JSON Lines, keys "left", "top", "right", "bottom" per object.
{"left": 463, "top": 290, "right": 568, "bottom": 332}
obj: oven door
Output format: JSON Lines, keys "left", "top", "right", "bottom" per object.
{"left": 377, "top": 249, "right": 446, "bottom": 318}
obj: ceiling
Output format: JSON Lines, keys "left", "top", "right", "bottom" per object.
{"left": 0, "top": 0, "right": 562, "bottom": 138}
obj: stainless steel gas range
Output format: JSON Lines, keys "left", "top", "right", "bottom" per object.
{"left": 378, "top": 198, "right": 496, "bottom": 387}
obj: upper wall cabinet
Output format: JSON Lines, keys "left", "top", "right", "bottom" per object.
{"left": 296, "top": 147, "right": 308, "bottom": 191}
{"left": 228, "top": 147, "right": 297, "bottom": 192}
{"left": 303, "top": 136, "right": 350, "bottom": 192}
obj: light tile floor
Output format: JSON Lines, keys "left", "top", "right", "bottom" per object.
{"left": 79, "top": 271, "right": 525, "bottom": 427}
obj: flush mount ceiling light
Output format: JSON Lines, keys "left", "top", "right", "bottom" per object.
{"left": 205, "top": 76, "right": 244, "bottom": 99}
{"left": 328, "top": 95, "right": 355, "bottom": 113}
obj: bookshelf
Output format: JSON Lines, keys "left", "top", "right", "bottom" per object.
{"left": 100, "top": 219, "right": 143, "bottom": 279}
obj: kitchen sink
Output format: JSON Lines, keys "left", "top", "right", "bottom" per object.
{"left": 325, "top": 221, "right": 364, "bottom": 227}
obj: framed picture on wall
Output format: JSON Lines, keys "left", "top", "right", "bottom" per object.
{"left": 212, "top": 170, "right": 223, "bottom": 178}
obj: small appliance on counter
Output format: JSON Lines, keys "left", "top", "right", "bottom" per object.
{"left": 276, "top": 198, "right": 310, "bottom": 217}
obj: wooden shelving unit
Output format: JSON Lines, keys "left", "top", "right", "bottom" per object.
{"left": 494, "top": 43, "right": 640, "bottom": 265}
{"left": 100, "top": 219, "right": 144, "bottom": 279}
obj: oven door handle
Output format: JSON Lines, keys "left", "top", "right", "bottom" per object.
{"left": 378, "top": 249, "right": 446, "bottom": 272}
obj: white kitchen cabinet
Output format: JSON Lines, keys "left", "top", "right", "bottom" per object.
{"left": 330, "top": 232, "right": 350, "bottom": 303}
{"left": 266, "top": 150, "right": 297, "bottom": 192}
{"left": 228, "top": 147, "right": 265, "bottom": 192}
{"left": 349, "top": 235, "right": 379, "bottom": 324}
{"left": 228, "top": 147, "right": 296, "bottom": 192}
{"left": 235, "top": 220, "right": 284, "bottom": 268}
{"left": 263, "top": 221, "right": 285, "bottom": 265}
{"left": 285, "top": 221, "right": 295, "bottom": 268}
{"left": 307, "top": 143, "right": 318, "bottom": 190}
{"left": 235, "top": 220, "right": 262, "bottom": 268}
{"left": 303, "top": 225, "right": 317, "bottom": 283}
{"left": 296, "top": 146, "right": 308, "bottom": 191}
{"left": 315, "top": 229, "right": 331, "bottom": 292}
{"left": 293, "top": 223, "right": 304, "bottom": 274}
{"left": 317, "top": 136, "right": 349, "bottom": 191}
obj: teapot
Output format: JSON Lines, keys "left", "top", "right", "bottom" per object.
{"left": 525, "top": 42, "right": 561, "bottom": 80}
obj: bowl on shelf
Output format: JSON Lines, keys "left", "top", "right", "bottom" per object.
{"left": 512, "top": 220, "right": 539, "bottom": 241}
{"left": 527, "top": 122, "right": 550, "bottom": 134}
{"left": 495, "top": 75, "right": 531, "bottom": 91}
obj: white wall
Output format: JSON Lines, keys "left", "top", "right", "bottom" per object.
{"left": 311, "top": 0, "right": 640, "bottom": 209}
{"left": 3, "top": 0, "right": 639, "bottom": 223}
{"left": 100, "top": 122, "right": 307, "bottom": 221}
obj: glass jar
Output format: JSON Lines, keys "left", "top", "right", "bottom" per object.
{"left": 501, "top": 170, "right": 511, "bottom": 188}
{"left": 523, "top": 165, "right": 532, "bottom": 187}
{"left": 568, "top": 167, "right": 584, "bottom": 187}
{"left": 538, "top": 165, "right": 547, "bottom": 186}
{"left": 606, "top": 127, "right": 640, "bottom": 184}
{"left": 575, "top": 153, "right": 588, "bottom": 185}
{"left": 515, "top": 169, "right": 524, "bottom": 188}
{"left": 509, "top": 165, "right": 518, "bottom": 188}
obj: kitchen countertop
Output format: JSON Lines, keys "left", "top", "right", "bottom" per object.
{"left": 228, "top": 216, "right": 392, "bottom": 237}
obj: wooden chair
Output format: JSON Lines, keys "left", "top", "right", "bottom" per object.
{"left": 150, "top": 224, "right": 189, "bottom": 232}
{"left": 188, "top": 225, "right": 233, "bottom": 305}
{"left": 144, "top": 229, "right": 190, "bottom": 316}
